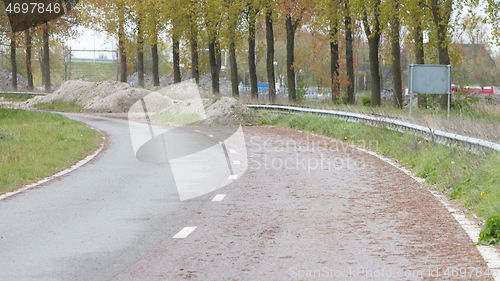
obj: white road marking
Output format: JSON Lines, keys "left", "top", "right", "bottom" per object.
{"left": 172, "top": 227, "right": 197, "bottom": 239}
{"left": 0, "top": 132, "right": 106, "bottom": 201}
{"left": 228, "top": 149, "right": 236, "bottom": 153}
{"left": 356, "top": 146, "right": 500, "bottom": 280}
{"left": 233, "top": 160, "right": 241, "bottom": 165}
{"left": 228, "top": 175, "right": 237, "bottom": 180}
{"left": 212, "top": 194, "right": 226, "bottom": 202}
{"left": 208, "top": 135, "right": 213, "bottom": 138}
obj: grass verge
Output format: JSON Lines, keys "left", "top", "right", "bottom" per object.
{"left": 258, "top": 112, "right": 500, "bottom": 241}
{"left": 0, "top": 108, "right": 102, "bottom": 194}
{"left": 34, "top": 100, "right": 83, "bottom": 112}
{"left": 152, "top": 112, "right": 201, "bottom": 125}
{"left": 0, "top": 93, "right": 36, "bottom": 102}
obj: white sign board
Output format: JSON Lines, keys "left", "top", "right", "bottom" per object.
{"left": 408, "top": 64, "right": 452, "bottom": 120}
{"left": 408, "top": 64, "right": 452, "bottom": 95}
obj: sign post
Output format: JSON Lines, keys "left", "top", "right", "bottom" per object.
{"left": 408, "top": 64, "right": 452, "bottom": 121}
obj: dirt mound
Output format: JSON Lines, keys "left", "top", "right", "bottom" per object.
{"left": 201, "top": 97, "right": 259, "bottom": 126}
{"left": 0, "top": 69, "right": 30, "bottom": 92}
{"left": 151, "top": 81, "right": 258, "bottom": 126}
{"left": 156, "top": 79, "right": 214, "bottom": 100}
{"left": 129, "top": 72, "right": 233, "bottom": 96}
{"left": 27, "top": 80, "right": 163, "bottom": 113}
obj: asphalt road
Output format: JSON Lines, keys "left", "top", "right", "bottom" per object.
{"left": 0, "top": 113, "right": 219, "bottom": 280}
{"left": 0, "top": 113, "right": 493, "bottom": 280}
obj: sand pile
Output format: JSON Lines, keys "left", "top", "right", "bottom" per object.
{"left": 27, "top": 80, "right": 164, "bottom": 113}
{"left": 0, "top": 69, "right": 30, "bottom": 92}
{"left": 201, "top": 97, "right": 259, "bottom": 126}
{"left": 129, "top": 72, "right": 233, "bottom": 96}
{"left": 150, "top": 80, "right": 258, "bottom": 126}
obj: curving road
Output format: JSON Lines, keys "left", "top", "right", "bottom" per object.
{"left": 0, "top": 113, "right": 493, "bottom": 280}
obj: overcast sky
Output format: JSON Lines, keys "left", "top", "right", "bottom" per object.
{"left": 66, "top": 27, "right": 116, "bottom": 59}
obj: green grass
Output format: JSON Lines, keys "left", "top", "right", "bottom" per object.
{"left": 34, "top": 100, "right": 83, "bottom": 112}
{"left": 153, "top": 112, "right": 202, "bottom": 125}
{"left": 0, "top": 108, "right": 102, "bottom": 193}
{"left": 68, "top": 61, "right": 117, "bottom": 82}
{"left": 0, "top": 93, "right": 36, "bottom": 102}
{"left": 258, "top": 112, "right": 500, "bottom": 223}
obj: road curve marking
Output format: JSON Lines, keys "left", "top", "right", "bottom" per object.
{"left": 172, "top": 227, "right": 197, "bottom": 239}
{"left": 0, "top": 129, "right": 106, "bottom": 201}
{"left": 212, "top": 194, "right": 226, "bottom": 202}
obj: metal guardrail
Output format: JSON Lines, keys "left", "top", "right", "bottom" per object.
{"left": 247, "top": 104, "right": 500, "bottom": 153}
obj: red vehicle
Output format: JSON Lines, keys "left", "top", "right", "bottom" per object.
{"left": 452, "top": 85, "right": 498, "bottom": 95}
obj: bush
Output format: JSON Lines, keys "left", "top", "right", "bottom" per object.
{"left": 296, "top": 82, "right": 306, "bottom": 103}
{"left": 452, "top": 90, "right": 479, "bottom": 110}
{"left": 361, "top": 95, "right": 371, "bottom": 106}
{"left": 337, "top": 94, "right": 349, "bottom": 105}
{"left": 478, "top": 214, "right": 500, "bottom": 244}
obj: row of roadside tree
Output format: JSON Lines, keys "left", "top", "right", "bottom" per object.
{"left": 1, "top": 0, "right": 499, "bottom": 108}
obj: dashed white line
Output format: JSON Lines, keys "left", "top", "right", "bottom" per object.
{"left": 228, "top": 175, "right": 238, "bottom": 180}
{"left": 233, "top": 160, "right": 241, "bottom": 165}
{"left": 208, "top": 135, "right": 213, "bottom": 138}
{"left": 172, "top": 227, "right": 197, "bottom": 239}
{"left": 212, "top": 194, "right": 226, "bottom": 202}
{"left": 228, "top": 149, "right": 236, "bottom": 153}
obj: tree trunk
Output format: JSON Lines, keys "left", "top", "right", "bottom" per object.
{"left": 266, "top": 8, "right": 276, "bottom": 103}
{"left": 137, "top": 17, "right": 144, "bottom": 88}
{"left": 39, "top": 49, "right": 44, "bottom": 85}
{"left": 152, "top": 28, "right": 159, "bottom": 86}
{"left": 190, "top": 32, "right": 199, "bottom": 84}
{"left": 42, "top": 23, "right": 51, "bottom": 93}
{"left": 391, "top": 4, "right": 403, "bottom": 109}
{"left": 367, "top": 36, "right": 381, "bottom": 106}
{"left": 229, "top": 37, "right": 239, "bottom": 98}
{"left": 362, "top": 6, "right": 381, "bottom": 107}
{"left": 152, "top": 43, "right": 159, "bottom": 86}
{"left": 286, "top": 15, "right": 297, "bottom": 103}
{"left": 248, "top": 7, "right": 258, "bottom": 101}
{"left": 330, "top": 21, "right": 339, "bottom": 102}
{"left": 119, "top": 5, "right": 127, "bottom": 83}
{"left": 173, "top": 27, "right": 181, "bottom": 84}
{"left": 414, "top": 24, "right": 426, "bottom": 108}
{"left": 25, "top": 30, "right": 33, "bottom": 91}
{"left": 190, "top": 8, "right": 199, "bottom": 84}
{"left": 431, "top": 0, "right": 451, "bottom": 109}
{"left": 216, "top": 40, "right": 222, "bottom": 90}
{"left": 437, "top": 24, "right": 451, "bottom": 109}
{"left": 345, "top": 3, "right": 355, "bottom": 104}
{"left": 10, "top": 37, "right": 17, "bottom": 92}
{"left": 208, "top": 36, "right": 220, "bottom": 96}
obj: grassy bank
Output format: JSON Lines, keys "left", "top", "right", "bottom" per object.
{"left": 0, "top": 108, "right": 101, "bottom": 193}
{"left": 267, "top": 96, "right": 500, "bottom": 145}
{"left": 66, "top": 61, "right": 117, "bottom": 82}
{"left": 0, "top": 93, "right": 36, "bottom": 102}
{"left": 258, "top": 112, "right": 500, "bottom": 229}
{"left": 34, "top": 100, "right": 83, "bottom": 112}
